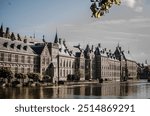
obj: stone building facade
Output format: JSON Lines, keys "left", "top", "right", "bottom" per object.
{"left": 95, "top": 44, "right": 120, "bottom": 81}
{"left": 0, "top": 25, "right": 138, "bottom": 83}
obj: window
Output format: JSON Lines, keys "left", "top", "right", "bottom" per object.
{"left": 8, "top": 53, "right": 11, "bottom": 62}
{"left": 60, "top": 69, "right": 62, "bottom": 77}
{"left": 27, "top": 68, "right": 30, "bottom": 73}
{"left": 66, "top": 61, "right": 68, "bottom": 67}
{"left": 72, "top": 62, "right": 75, "bottom": 68}
{"left": 64, "top": 70, "right": 65, "bottom": 77}
{"left": 21, "top": 56, "right": 25, "bottom": 63}
{"left": 0, "top": 52, "right": 4, "bottom": 61}
{"left": 66, "top": 70, "right": 68, "bottom": 76}
{"left": 34, "top": 57, "right": 37, "bottom": 64}
{"left": 15, "top": 67, "right": 18, "bottom": 73}
{"left": 15, "top": 54, "right": 18, "bottom": 62}
{"left": 42, "top": 68, "right": 45, "bottom": 74}
{"left": 42, "top": 57, "right": 45, "bottom": 65}
{"left": 27, "top": 56, "right": 30, "bottom": 63}
{"left": 21, "top": 67, "right": 24, "bottom": 73}
{"left": 45, "top": 50, "right": 48, "bottom": 56}
{"left": 63, "top": 60, "right": 65, "bottom": 67}
{"left": 46, "top": 58, "right": 49, "bottom": 64}
{"left": 69, "top": 61, "right": 71, "bottom": 68}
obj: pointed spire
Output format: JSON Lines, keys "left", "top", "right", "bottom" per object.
{"left": 0, "top": 24, "right": 3, "bottom": 37}
{"left": 0, "top": 23, "right": 3, "bottom": 30}
{"left": 33, "top": 33, "right": 35, "bottom": 38}
{"left": 54, "top": 29, "right": 58, "bottom": 43}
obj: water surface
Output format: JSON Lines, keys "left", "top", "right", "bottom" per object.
{"left": 0, "top": 80, "right": 150, "bottom": 99}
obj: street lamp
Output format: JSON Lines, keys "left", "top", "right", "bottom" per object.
{"left": 90, "top": 0, "right": 121, "bottom": 18}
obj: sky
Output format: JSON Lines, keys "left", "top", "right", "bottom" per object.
{"left": 0, "top": 0, "right": 150, "bottom": 64}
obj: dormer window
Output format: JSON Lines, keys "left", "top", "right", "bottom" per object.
{"left": 64, "top": 49, "right": 67, "bottom": 53}
{"left": 59, "top": 48, "right": 62, "bottom": 52}
{"left": 17, "top": 45, "right": 21, "bottom": 49}
{"left": 23, "top": 46, "right": 27, "bottom": 51}
{"left": 3, "top": 42, "right": 8, "bottom": 47}
{"left": 10, "top": 43, "right": 15, "bottom": 49}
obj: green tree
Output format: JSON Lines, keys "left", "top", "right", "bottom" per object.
{"left": 43, "top": 75, "right": 51, "bottom": 83}
{"left": 15, "top": 73, "right": 27, "bottom": 84}
{"left": 27, "top": 73, "right": 40, "bottom": 82}
{"left": 0, "top": 67, "right": 13, "bottom": 83}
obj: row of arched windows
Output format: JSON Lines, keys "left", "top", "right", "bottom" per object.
{"left": 60, "top": 59, "right": 75, "bottom": 68}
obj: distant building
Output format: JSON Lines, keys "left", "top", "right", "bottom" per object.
{"left": 0, "top": 25, "right": 138, "bottom": 83}
{"left": 95, "top": 44, "right": 120, "bottom": 81}
{"left": 114, "top": 45, "right": 137, "bottom": 81}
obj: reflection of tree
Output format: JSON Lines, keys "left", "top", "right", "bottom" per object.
{"left": 143, "top": 66, "right": 149, "bottom": 79}
{"left": 74, "top": 87, "right": 80, "bottom": 95}
{"left": 120, "top": 82, "right": 128, "bottom": 97}
{"left": 42, "top": 88, "right": 53, "bottom": 98}
{"left": 92, "top": 86, "right": 101, "bottom": 96}
{"left": 137, "top": 65, "right": 142, "bottom": 80}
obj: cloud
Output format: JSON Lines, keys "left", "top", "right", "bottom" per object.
{"left": 123, "top": 0, "right": 136, "bottom": 8}
{"left": 122, "top": 0, "right": 143, "bottom": 12}
{"left": 135, "top": 6, "right": 143, "bottom": 12}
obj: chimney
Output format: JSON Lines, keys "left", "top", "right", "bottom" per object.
{"left": 59, "top": 38, "right": 62, "bottom": 44}
{"left": 128, "top": 50, "right": 130, "bottom": 54}
{"left": 91, "top": 45, "right": 94, "bottom": 52}
{"left": 63, "top": 39, "right": 66, "bottom": 45}
{"left": 98, "top": 43, "right": 101, "bottom": 48}
{"left": 119, "top": 47, "right": 121, "bottom": 51}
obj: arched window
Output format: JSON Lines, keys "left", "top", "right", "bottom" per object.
{"left": 63, "top": 60, "right": 65, "bottom": 67}
{"left": 60, "top": 59, "right": 62, "bottom": 67}
{"left": 69, "top": 61, "right": 71, "bottom": 68}
{"left": 21, "top": 55, "right": 25, "bottom": 63}
{"left": 15, "top": 54, "right": 18, "bottom": 62}
{"left": 42, "top": 57, "right": 45, "bottom": 65}
{"left": 66, "top": 60, "right": 68, "bottom": 67}
{"left": 27, "top": 56, "right": 30, "bottom": 63}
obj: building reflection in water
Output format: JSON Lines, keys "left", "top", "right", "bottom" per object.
{"left": 0, "top": 81, "right": 150, "bottom": 99}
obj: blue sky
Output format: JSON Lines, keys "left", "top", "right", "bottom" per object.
{"left": 0, "top": 0, "right": 150, "bottom": 63}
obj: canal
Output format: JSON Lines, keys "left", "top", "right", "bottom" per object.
{"left": 0, "top": 80, "right": 150, "bottom": 99}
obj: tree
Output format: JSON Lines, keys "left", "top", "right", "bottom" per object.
{"left": 43, "top": 75, "right": 52, "bottom": 83}
{"left": 27, "top": 73, "right": 40, "bottom": 82}
{"left": 15, "top": 73, "right": 27, "bottom": 84}
{"left": 90, "top": 0, "right": 121, "bottom": 18}
{"left": 0, "top": 67, "right": 13, "bottom": 83}
{"left": 143, "top": 66, "right": 149, "bottom": 79}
